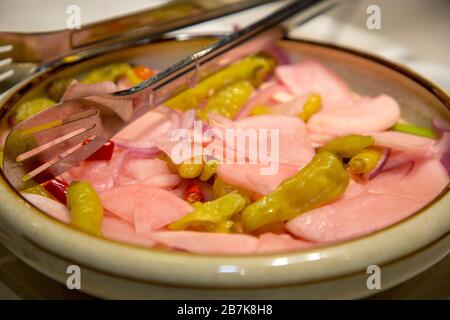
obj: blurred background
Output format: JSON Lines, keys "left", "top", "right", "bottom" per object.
{"left": 0, "top": 0, "right": 448, "bottom": 299}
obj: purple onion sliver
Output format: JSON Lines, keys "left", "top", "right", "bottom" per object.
{"left": 440, "top": 153, "right": 450, "bottom": 177}
{"left": 367, "top": 148, "right": 390, "bottom": 180}
{"left": 432, "top": 116, "right": 450, "bottom": 135}
{"left": 264, "top": 43, "right": 291, "bottom": 65}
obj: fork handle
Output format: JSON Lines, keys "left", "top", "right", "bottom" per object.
{"left": 70, "top": 0, "right": 275, "bottom": 50}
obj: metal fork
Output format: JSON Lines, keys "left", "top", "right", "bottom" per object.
{"left": 3, "top": 0, "right": 339, "bottom": 190}
{"left": 0, "top": 0, "right": 275, "bottom": 93}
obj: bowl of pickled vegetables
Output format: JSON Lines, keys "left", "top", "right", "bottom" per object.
{"left": 0, "top": 36, "right": 448, "bottom": 299}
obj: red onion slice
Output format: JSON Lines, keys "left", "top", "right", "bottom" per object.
{"left": 265, "top": 43, "right": 291, "bottom": 65}
{"left": 432, "top": 115, "right": 450, "bottom": 135}
{"left": 440, "top": 153, "right": 450, "bottom": 177}
{"left": 364, "top": 148, "right": 390, "bottom": 180}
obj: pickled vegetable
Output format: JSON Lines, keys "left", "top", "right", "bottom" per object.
{"left": 299, "top": 94, "right": 321, "bottom": 122}
{"left": 23, "top": 184, "right": 52, "bottom": 198}
{"left": 212, "top": 177, "right": 252, "bottom": 200}
{"left": 169, "top": 193, "right": 248, "bottom": 233}
{"left": 177, "top": 158, "right": 204, "bottom": 179}
{"left": 0, "top": 147, "right": 3, "bottom": 170}
{"left": 67, "top": 181, "right": 104, "bottom": 236}
{"left": 133, "top": 66, "right": 155, "bottom": 80}
{"left": 241, "top": 151, "right": 349, "bottom": 231}
{"left": 43, "top": 178, "right": 69, "bottom": 204}
{"left": 183, "top": 183, "right": 204, "bottom": 204}
{"left": 348, "top": 147, "right": 382, "bottom": 175}
{"left": 166, "top": 54, "right": 275, "bottom": 111}
{"left": 199, "top": 159, "right": 218, "bottom": 181}
{"left": 48, "top": 78, "right": 73, "bottom": 101}
{"left": 249, "top": 105, "right": 272, "bottom": 116}
{"left": 319, "top": 134, "right": 374, "bottom": 158}
{"left": 81, "top": 63, "right": 141, "bottom": 86}
{"left": 392, "top": 122, "right": 438, "bottom": 139}
{"left": 9, "top": 98, "right": 56, "bottom": 126}
{"left": 199, "top": 80, "right": 254, "bottom": 119}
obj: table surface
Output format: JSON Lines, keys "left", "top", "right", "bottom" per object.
{"left": 0, "top": 0, "right": 449, "bottom": 299}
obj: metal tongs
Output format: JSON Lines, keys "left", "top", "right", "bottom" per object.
{"left": 3, "top": 0, "right": 339, "bottom": 190}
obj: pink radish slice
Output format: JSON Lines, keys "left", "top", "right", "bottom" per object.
{"left": 217, "top": 163, "right": 299, "bottom": 195}
{"left": 370, "top": 131, "right": 435, "bottom": 152}
{"left": 286, "top": 193, "right": 421, "bottom": 243}
{"left": 100, "top": 185, "right": 193, "bottom": 233}
{"left": 234, "top": 83, "right": 286, "bottom": 119}
{"left": 365, "top": 158, "right": 449, "bottom": 203}
{"left": 275, "top": 60, "right": 354, "bottom": 110}
{"left": 151, "top": 231, "right": 258, "bottom": 255}
{"left": 61, "top": 80, "right": 117, "bottom": 102}
{"left": 307, "top": 94, "right": 401, "bottom": 135}
{"left": 21, "top": 193, "right": 70, "bottom": 224}
{"left": 180, "top": 108, "right": 196, "bottom": 129}
{"left": 382, "top": 149, "right": 432, "bottom": 171}
{"left": 101, "top": 216, "right": 155, "bottom": 247}
{"left": 256, "top": 233, "right": 315, "bottom": 254}
{"left": 122, "top": 158, "right": 171, "bottom": 180}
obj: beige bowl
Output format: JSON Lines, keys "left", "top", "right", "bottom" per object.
{"left": 0, "top": 37, "right": 449, "bottom": 299}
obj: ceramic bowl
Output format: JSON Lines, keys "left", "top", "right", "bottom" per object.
{"left": 0, "top": 36, "right": 448, "bottom": 299}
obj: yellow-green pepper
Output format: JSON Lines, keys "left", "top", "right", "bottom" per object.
{"left": 319, "top": 134, "right": 374, "bottom": 159}
{"left": 199, "top": 80, "right": 254, "bottom": 119}
{"left": 392, "top": 122, "right": 438, "bottom": 139}
{"left": 67, "top": 181, "right": 104, "bottom": 236}
{"left": 299, "top": 94, "right": 322, "bottom": 122}
{"left": 169, "top": 193, "right": 248, "bottom": 233}
{"left": 9, "top": 98, "right": 56, "bottom": 126}
{"left": 212, "top": 177, "right": 253, "bottom": 201}
{"left": 165, "top": 54, "right": 275, "bottom": 111}
{"left": 81, "top": 63, "right": 141, "bottom": 86}
{"left": 241, "top": 151, "right": 349, "bottom": 231}
{"left": 22, "top": 184, "right": 52, "bottom": 198}
{"left": 177, "top": 158, "right": 204, "bottom": 179}
{"left": 199, "top": 159, "right": 218, "bottom": 181}
{"left": 249, "top": 104, "right": 272, "bottom": 116}
{"left": 348, "top": 147, "right": 382, "bottom": 175}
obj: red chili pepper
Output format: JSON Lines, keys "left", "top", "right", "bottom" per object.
{"left": 43, "top": 178, "right": 68, "bottom": 204}
{"left": 84, "top": 139, "right": 115, "bottom": 161}
{"left": 133, "top": 66, "right": 155, "bottom": 81}
{"left": 183, "top": 183, "right": 204, "bottom": 204}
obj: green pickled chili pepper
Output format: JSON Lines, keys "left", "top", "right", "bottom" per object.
{"left": 319, "top": 134, "right": 374, "bottom": 159}
{"left": 249, "top": 104, "right": 272, "bottom": 116}
{"left": 165, "top": 54, "right": 275, "bottom": 111}
{"left": 48, "top": 78, "right": 74, "bottom": 101}
{"left": 23, "top": 184, "right": 52, "bottom": 198}
{"left": 199, "top": 159, "right": 218, "bottom": 181}
{"left": 9, "top": 98, "right": 56, "bottom": 126}
{"left": 169, "top": 193, "right": 248, "bottom": 233}
{"left": 241, "top": 151, "right": 349, "bottom": 232}
{"left": 199, "top": 80, "right": 254, "bottom": 119}
{"left": 392, "top": 122, "right": 438, "bottom": 139}
{"left": 348, "top": 147, "right": 382, "bottom": 175}
{"left": 0, "top": 147, "right": 3, "bottom": 170}
{"left": 299, "top": 94, "right": 322, "bottom": 122}
{"left": 67, "top": 181, "right": 104, "bottom": 236}
{"left": 177, "top": 158, "right": 204, "bottom": 179}
{"left": 212, "top": 177, "right": 253, "bottom": 200}
{"left": 81, "top": 63, "right": 141, "bottom": 86}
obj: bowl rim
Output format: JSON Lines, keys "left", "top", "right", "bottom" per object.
{"left": 0, "top": 35, "right": 449, "bottom": 288}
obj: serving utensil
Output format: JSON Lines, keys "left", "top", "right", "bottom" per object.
{"left": 2, "top": 0, "right": 340, "bottom": 190}
{"left": 0, "top": 0, "right": 275, "bottom": 92}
